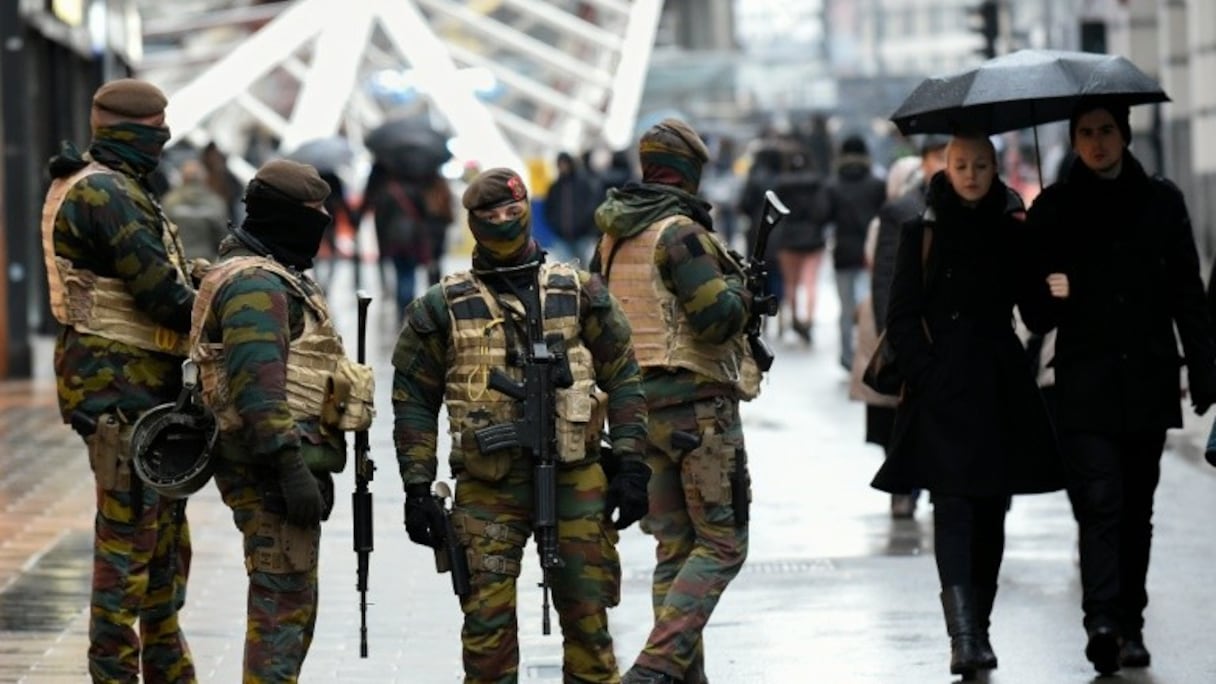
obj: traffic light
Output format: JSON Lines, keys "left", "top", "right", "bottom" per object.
{"left": 970, "top": 0, "right": 999, "bottom": 59}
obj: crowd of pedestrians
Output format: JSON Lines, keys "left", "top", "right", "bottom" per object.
{"left": 36, "top": 74, "right": 1216, "bottom": 683}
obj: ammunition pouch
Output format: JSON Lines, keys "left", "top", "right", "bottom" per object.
{"left": 88, "top": 414, "right": 134, "bottom": 492}
{"left": 676, "top": 398, "right": 750, "bottom": 525}
{"left": 321, "top": 358, "right": 375, "bottom": 432}
{"left": 247, "top": 507, "right": 321, "bottom": 575}
{"left": 553, "top": 380, "right": 597, "bottom": 463}
{"left": 687, "top": 430, "right": 734, "bottom": 506}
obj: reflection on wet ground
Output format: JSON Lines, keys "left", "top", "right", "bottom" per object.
{"left": 0, "top": 530, "right": 91, "bottom": 632}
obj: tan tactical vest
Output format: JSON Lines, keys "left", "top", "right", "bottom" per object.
{"left": 189, "top": 256, "right": 374, "bottom": 434}
{"left": 600, "top": 215, "right": 760, "bottom": 400}
{"left": 40, "top": 162, "right": 191, "bottom": 355}
{"left": 442, "top": 263, "right": 600, "bottom": 465}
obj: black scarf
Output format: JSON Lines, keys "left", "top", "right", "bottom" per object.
{"left": 236, "top": 195, "right": 332, "bottom": 270}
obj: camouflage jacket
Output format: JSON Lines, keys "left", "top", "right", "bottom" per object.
{"left": 48, "top": 132, "right": 195, "bottom": 423}
{"left": 391, "top": 263, "right": 647, "bottom": 486}
{"left": 197, "top": 238, "right": 344, "bottom": 466}
{"left": 593, "top": 183, "right": 753, "bottom": 408}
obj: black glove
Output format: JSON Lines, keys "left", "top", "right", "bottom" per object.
{"left": 278, "top": 451, "right": 324, "bottom": 528}
{"left": 404, "top": 483, "right": 445, "bottom": 548}
{"left": 1205, "top": 448, "right": 1216, "bottom": 468}
{"left": 604, "top": 459, "right": 651, "bottom": 530}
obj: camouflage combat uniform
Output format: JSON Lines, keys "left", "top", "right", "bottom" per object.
{"left": 594, "top": 177, "right": 757, "bottom": 683}
{"left": 42, "top": 121, "right": 197, "bottom": 684}
{"left": 190, "top": 238, "right": 352, "bottom": 683}
{"left": 393, "top": 260, "right": 647, "bottom": 684}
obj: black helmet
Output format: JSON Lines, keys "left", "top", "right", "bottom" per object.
{"left": 129, "top": 402, "right": 218, "bottom": 499}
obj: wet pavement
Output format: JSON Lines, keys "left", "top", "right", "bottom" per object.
{"left": 4, "top": 257, "right": 1216, "bottom": 683}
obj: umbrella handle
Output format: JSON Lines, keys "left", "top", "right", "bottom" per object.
{"left": 1032, "top": 100, "right": 1043, "bottom": 191}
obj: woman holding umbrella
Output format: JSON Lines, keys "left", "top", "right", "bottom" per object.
{"left": 871, "top": 133, "right": 1061, "bottom": 680}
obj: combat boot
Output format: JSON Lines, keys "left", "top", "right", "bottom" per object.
{"left": 621, "top": 665, "right": 681, "bottom": 684}
{"left": 974, "top": 584, "right": 998, "bottom": 669}
{"left": 940, "top": 586, "right": 983, "bottom": 680}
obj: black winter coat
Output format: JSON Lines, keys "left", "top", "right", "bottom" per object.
{"left": 871, "top": 184, "right": 926, "bottom": 334}
{"left": 872, "top": 173, "right": 1063, "bottom": 497}
{"left": 820, "top": 160, "right": 886, "bottom": 269}
{"left": 1025, "top": 152, "right": 1216, "bottom": 435}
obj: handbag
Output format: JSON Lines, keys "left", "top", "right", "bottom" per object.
{"left": 861, "top": 223, "right": 933, "bottom": 398}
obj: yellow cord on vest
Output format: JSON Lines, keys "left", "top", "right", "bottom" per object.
{"left": 467, "top": 317, "right": 504, "bottom": 401}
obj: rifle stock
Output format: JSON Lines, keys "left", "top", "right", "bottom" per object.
{"left": 744, "top": 190, "right": 790, "bottom": 372}
{"left": 352, "top": 291, "right": 375, "bottom": 658}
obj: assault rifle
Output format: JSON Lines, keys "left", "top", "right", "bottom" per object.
{"left": 744, "top": 190, "right": 789, "bottom": 372}
{"left": 473, "top": 271, "right": 573, "bottom": 635}
{"left": 352, "top": 291, "right": 375, "bottom": 657}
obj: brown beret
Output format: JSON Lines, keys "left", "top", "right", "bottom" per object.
{"left": 462, "top": 167, "right": 528, "bottom": 211}
{"left": 640, "top": 117, "right": 710, "bottom": 163}
{"left": 92, "top": 79, "right": 168, "bottom": 118}
{"left": 250, "top": 159, "right": 331, "bottom": 203}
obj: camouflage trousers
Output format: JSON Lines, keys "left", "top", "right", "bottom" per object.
{"left": 214, "top": 461, "right": 322, "bottom": 684}
{"left": 633, "top": 396, "right": 750, "bottom": 681}
{"left": 454, "top": 459, "right": 622, "bottom": 684}
{"left": 88, "top": 441, "right": 194, "bottom": 684}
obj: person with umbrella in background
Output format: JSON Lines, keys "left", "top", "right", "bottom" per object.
{"left": 1025, "top": 97, "right": 1216, "bottom": 675}
{"left": 358, "top": 118, "right": 454, "bottom": 320}
{"left": 287, "top": 137, "right": 357, "bottom": 290}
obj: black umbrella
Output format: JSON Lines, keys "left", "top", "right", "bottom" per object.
{"left": 286, "top": 136, "right": 353, "bottom": 174}
{"left": 891, "top": 49, "right": 1169, "bottom": 136}
{"left": 364, "top": 118, "right": 452, "bottom": 177}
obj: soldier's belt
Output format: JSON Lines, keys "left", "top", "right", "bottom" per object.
{"left": 452, "top": 512, "right": 528, "bottom": 546}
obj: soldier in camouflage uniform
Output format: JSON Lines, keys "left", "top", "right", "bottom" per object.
{"left": 591, "top": 119, "right": 759, "bottom": 684}
{"left": 392, "top": 168, "right": 649, "bottom": 684}
{"left": 41, "top": 78, "right": 197, "bottom": 684}
{"left": 190, "top": 160, "right": 369, "bottom": 683}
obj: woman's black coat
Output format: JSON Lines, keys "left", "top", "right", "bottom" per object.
{"left": 1023, "top": 152, "right": 1216, "bottom": 435}
{"left": 872, "top": 173, "right": 1063, "bottom": 497}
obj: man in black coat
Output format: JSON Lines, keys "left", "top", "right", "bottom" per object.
{"left": 819, "top": 135, "right": 886, "bottom": 368}
{"left": 544, "top": 151, "right": 601, "bottom": 265}
{"left": 1025, "top": 99, "right": 1216, "bottom": 676}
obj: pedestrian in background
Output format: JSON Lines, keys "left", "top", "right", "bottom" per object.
{"left": 866, "top": 135, "right": 948, "bottom": 519}
{"left": 594, "top": 118, "right": 757, "bottom": 684}
{"left": 770, "top": 144, "right": 825, "bottom": 345}
{"left": 359, "top": 161, "right": 438, "bottom": 320}
{"left": 1026, "top": 99, "right": 1216, "bottom": 676}
{"left": 41, "top": 78, "right": 197, "bottom": 683}
{"left": 163, "top": 158, "right": 230, "bottom": 262}
{"left": 544, "top": 151, "right": 602, "bottom": 265}
{"left": 392, "top": 168, "right": 649, "bottom": 683}
{"left": 872, "top": 134, "right": 1062, "bottom": 680}
{"left": 191, "top": 159, "right": 366, "bottom": 682}
{"left": 201, "top": 141, "right": 245, "bottom": 227}
{"left": 848, "top": 154, "right": 920, "bottom": 518}
{"left": 737, "top": 143, "right": 787, "bottom": 337}
{"left": 818, "top": 135, "right": 887, "bottom": 369}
